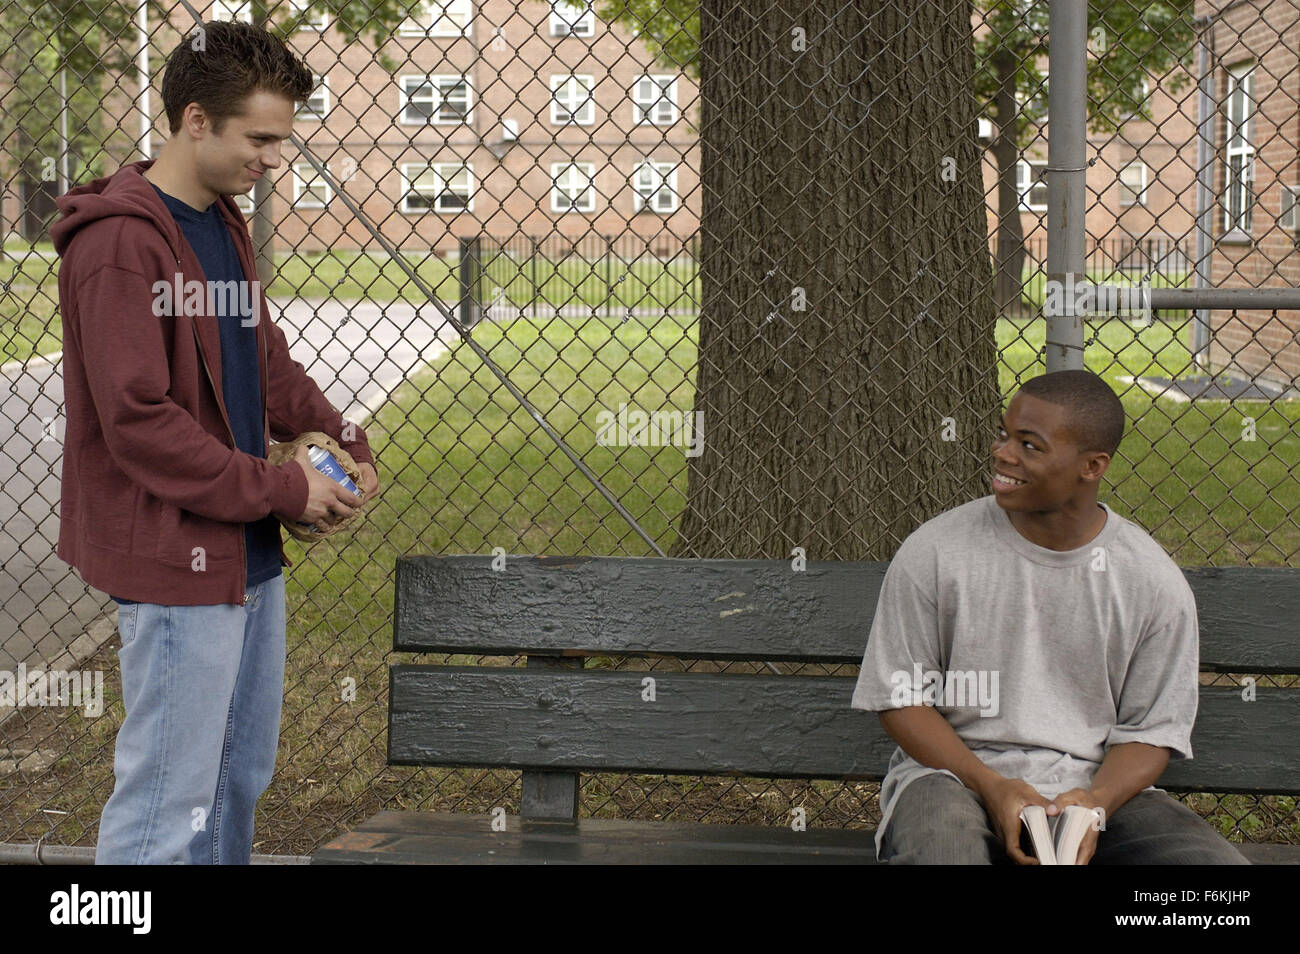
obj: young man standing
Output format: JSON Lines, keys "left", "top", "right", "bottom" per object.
{"left": 52, "top": 21, "right": 379, "bottom": 864}
{"left": 851, "top": 370, "right": 1248, "bottom": 864}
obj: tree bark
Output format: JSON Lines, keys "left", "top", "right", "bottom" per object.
{"left": 674, "top": 0, "right": 999, "bottom": 560}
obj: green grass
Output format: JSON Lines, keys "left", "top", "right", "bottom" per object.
{"left": 0, "top": 246, "right": 701, "bottom": 366}
{"left": 6, "top": 310, "right": 1297, "bottom": 853}
{"left": 1, "top": 248, "right": 61, "bottom": 364}
{"left": 5, "top": 237, "right": 1296, "bottom": 563}
{"left": 271, "top": 313, "right": 1300, "bottom": 846}
{"left": 998, "top": 314, "right": 1300, "bottom": 565}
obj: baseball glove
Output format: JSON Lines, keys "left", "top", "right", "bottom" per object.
{"left": 267, "top": 431, "right": 368, "bottom": 542}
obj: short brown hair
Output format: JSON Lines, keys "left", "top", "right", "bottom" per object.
{"left": 160, "top": 20, "right": 313, "bottom": 135}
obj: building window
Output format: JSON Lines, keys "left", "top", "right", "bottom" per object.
{"left": 550, "top": 75, "right": 595, "bottom": 125}
{"left": 551, "top": 162, "right": 595, "bottom": 212}
{"left": 400, "top": 75, "right": 473, "bottom": 124}
{"left": 233, "top": 193, "right": 254, "bottom": 215}
{"left": 297, "top": 75, "right": 329, "bottom": 120}
{"left": 1020, "top": 82, "right": 1047, "bottom": 127}
{"left": 401, "top": 162, "right": 473, "bottom": 213}
{"left": 292, "top": 161, "right": 331, "bottom": 208}
{"left": 1224, "top": 62, "right": 1255, "bottom": 235}
{"left": 632, "top": 159, "right": 678, "bottom": 213}
{"left": 632, "top": 75, "right": 677, "bottom": 125}
{"left": 550, "top": 0, "right": 594, "bottom": 37}
{"left": 211, "top": 0, "right": 252, "bottom": 23}
{"left": 1119, "top": 160, "right": 1147, "bottom": 207}
{"left": 1017, "top": 159, "right": 1048, "bottom": 211}
{"left": 289, "top": 0, "right": 329, "bottom": 30}
{"left": 1120, "top": 77, "right": 1151, "bottom": 126}
{"left": 1282, "top": 184, "right": 1300, "bottom": 231}
{"left": 398, "top": 0, "right": 472, "bottom": 38}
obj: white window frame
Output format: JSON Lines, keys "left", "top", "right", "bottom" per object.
{"left": 233, "top": 192, "right": 254, "bottom": 215}
{"left": 1017, "top": 159, "right": 1048, "bottom": 212}
{"left": 632, "top": 75, "right": 677, "bottom": 126}
{"left": 1281, "top": 184, "right": 1300, "bottom": 231}
{"left": 211, "top": 0, "right": 252, "bottom": 23}
{"left": 297, "top": 74, "right": 329, "bottom": 121}
{"left": 1119, "top": 160, "right": 1147, "bottom": 207}
{"left": 288, "top": 0, "right": 329, "bottom": 30}
{"left": 399, "top": 74, "right": 473, "bottom": 125}
{"left": 550, "top": 75, "right": 595, "bottom": 125}
{"left": 398, "top": 0, "right": 473, "bottom": 38}
{"left": 632, "top": 159, "right": 678, "bottom": 213}
{"left": 1224, "top": 62, "right": 1255, "bottom": 234}
{"left": 292, "top": 161, "right": 332, "bottom": 208}
{"left": 400, "top": 162, "right": 474, "bottom": 214}
{"left": 550, "top": 0, "right": 594, "bottom": 37}
{"left": 551, "top": 161, "right": 595, "bottom": 213}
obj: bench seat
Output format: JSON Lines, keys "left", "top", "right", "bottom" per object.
{"left": 312, "top": 811, "right": 1298, "bottom": 864}
{"left": 312, "top": 556, "right": 1300, "bottom": 865}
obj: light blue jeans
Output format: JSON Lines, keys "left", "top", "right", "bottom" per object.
{"left": 95, "top": 573, "right": 286, "bottom": 864}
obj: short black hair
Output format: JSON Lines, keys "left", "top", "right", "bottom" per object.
{"left": 160, "top": 21, "right": 313, "bottom": 136}
{"left": 1015, "top": 370, "right": 1125, "bottom": 457}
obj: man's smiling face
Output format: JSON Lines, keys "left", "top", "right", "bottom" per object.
{"left": 991, "top": 392, "right": 1104, "bottom": 512}
{"left": 192, "top": 89, "right": 294, "bottom": 199}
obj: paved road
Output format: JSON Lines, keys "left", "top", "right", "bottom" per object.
{"left": 0, "top": 296, "right": 461, "bottom": 676}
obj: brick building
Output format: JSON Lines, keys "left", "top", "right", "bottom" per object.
{"left": 1190, "top": 0, "right": 1300, "bottom": 390}
{"left": 0, "top": 1, "right": 701, "bottom": 256}
{"left": 17, "top": 0, "right": 1296, "bottom": 394}
{"left": 977, "top": 35, "right": 1199, "bottom": 281}
{"left": 214, "top": 0, "right": 701, "bottom": 257}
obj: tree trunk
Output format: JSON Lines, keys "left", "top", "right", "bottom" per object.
{"left": 673, "top": 0, "right": 999, "bottom": 561}
{"left": 992, "top": 48, "right": 1028, "bottom": 316}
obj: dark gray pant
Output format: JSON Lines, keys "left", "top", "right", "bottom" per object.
{"left": 880, "top": 773, "right": 1251, "bottom": 864}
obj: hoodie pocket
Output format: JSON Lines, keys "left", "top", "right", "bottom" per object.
{"left": 80, "top": 467, "right": 140, "bottom": 555}
{"left": 152, "top": 500, "right": 238, "bottom": 568}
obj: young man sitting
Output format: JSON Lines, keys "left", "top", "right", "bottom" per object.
{"left": 851, "top": 370, "right": 1249, "bottom": 864}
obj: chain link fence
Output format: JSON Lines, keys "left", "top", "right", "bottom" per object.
{"left": 1, "top": 0, "right": 1297, "bottom": 858}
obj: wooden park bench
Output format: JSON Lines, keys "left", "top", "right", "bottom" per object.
{"left": 313, "top": 555, "right": 1300, "bottom": 864}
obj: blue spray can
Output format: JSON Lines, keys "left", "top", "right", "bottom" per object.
{"left": 297, "top": 445, "right": 360, "bottom": 532}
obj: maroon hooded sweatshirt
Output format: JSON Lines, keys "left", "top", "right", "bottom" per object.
{"left": 50, "top": 158, "right": 374, "bottom": 606}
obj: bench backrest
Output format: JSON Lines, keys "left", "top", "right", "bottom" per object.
{"left": 389, "top": 556, "right": 1300, "bottom": 819}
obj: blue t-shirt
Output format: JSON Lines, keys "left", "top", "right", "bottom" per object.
{"left": 111, "top": 185, "right": 281, "bottom": 604}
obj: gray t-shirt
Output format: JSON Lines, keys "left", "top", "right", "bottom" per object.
{"left": 850, "top": 495, "right": 1199, "bottom": 860}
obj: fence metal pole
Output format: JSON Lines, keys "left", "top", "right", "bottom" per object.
{"left": 459, "top": 235, "right": 481, "bottom": 329}
{"left": 1193, "top": 17, "right": 1216, "bottom": 365}
{"left": 1045, "top": 0, "right": 1087, "bottom": 372}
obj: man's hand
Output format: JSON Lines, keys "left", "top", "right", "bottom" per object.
{"left": 356, "top": 461, "right": 380, "bottom": 499}
{"left": 293, "top": 444, "right": 364, "bottom": 532}
{"left": 1047, "top": 787, "right": 1107, "bottom": 865}
{"left": 977, "top": 775, "right": 1053, "bottom": 865}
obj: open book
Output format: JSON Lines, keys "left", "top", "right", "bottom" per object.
{"left": 1019, "top": 805, "right": 1104, "bottom": 865}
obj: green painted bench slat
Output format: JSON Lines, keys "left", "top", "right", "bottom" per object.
{"left": 393, "top": 556, "right": 1300, "bottom": 672}
{"left": 389, "top": 667, "right": 1300, "bottom": 794}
